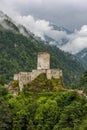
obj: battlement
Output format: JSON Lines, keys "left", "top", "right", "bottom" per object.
{"left": 14, "top": 52, "right": 63, "bottom": 91}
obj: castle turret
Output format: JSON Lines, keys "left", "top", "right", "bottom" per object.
{"left": 37, "top": 52, "right": 50, "bottom": 70}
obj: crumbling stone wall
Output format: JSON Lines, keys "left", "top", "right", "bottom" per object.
{"left": 18, "top": 72, "right": 31, "bottom": 91}
{"left": 31, "top": 69, "right": 46, "bottom": 81}
{"left": 47, "top": 69, "right": 62, "bottom": 79}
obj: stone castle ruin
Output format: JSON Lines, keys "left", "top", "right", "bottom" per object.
{"left": 14, "top": 52, "right": 63, "bottom": 91}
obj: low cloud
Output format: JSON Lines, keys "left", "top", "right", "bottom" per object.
{"left": 14, "top": 15, "right": 68, "bottom": 40}
{"left": 60, "top": 25, "right": 87, "bottom": 54}
{"left": 14, "top": 15, "right": 53, "bottom": 39}
{"left": 13, "top": 15, "right": 87, "bottom": 54}
{"left": 1, "top": 0, "right": 87, "bottom": 29}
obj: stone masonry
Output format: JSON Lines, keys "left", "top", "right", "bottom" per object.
{"left": 37, "top": 52, "right": 50, "bottom": 70}
{"left": 14, "top": 52, "right": 63, "bottom": 91}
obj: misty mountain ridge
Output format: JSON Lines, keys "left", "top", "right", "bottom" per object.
{"left": 0, "top": 10, "right": 36, "bottom": 38}
{"left": 0, "top": 10, "right": 87, "bottom": 70}
{"left": 0, "top": 11, "right": 75, "bottom": 48}
{"left": 44, "top": 24, "right": 72, "bottom": 46}
{"left": 50, "top": 23, "right": 73, "bottom": 34}
{"left": 0, "top": 10, "right": 85, "bottom": 85}
{"left": 0, "top": 11, "right": 71, "bottom": 46}
{"left": 43, "top": 23, "right": 87, "bottom": 69}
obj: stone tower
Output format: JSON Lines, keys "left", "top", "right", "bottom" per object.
{"left": 37, "top": 52, "right": 50, "bottom": 70}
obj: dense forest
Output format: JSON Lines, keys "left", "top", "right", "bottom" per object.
{"left": 1, "top": 84, "right": 87, "bottom": 130}
{"left": 68, "top": 71, "right": 87, "bottom": 94}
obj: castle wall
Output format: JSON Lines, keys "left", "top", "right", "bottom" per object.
{"left": 14, "top": 69, "right": 63, "bottom": 91}
{"left": 37, "top": 52, "right": 50, "bottom": 70}
{"left": 51, "top": 69, "right": 62, "bottom": 79}
{"left": 18, "top": 72, "right": 31, "bottom": 91}
{"left": 17, "top": 70, "right": 47, "bottom": 91}
{"left": 47, "top": 69, "right": 52, "bottom": 79}
{"left": 47, "top": 69, "right": 62, "bottom": 79}
{"left": 31, "top": 69, "right": 46, "bottom": 81}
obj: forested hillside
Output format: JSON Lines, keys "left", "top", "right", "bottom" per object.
{"left": 0, "top": 28, "right": 84, "bottom": 85}
{"left": 0, "top": 85, "right": 87, "bottom": 130}
{"left": 70, "top": 71, "right": 87, "bottom": 94}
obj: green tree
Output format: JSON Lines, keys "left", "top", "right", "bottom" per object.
{"left": 58, "top": 101, "right": 82, "bottom": 130}
{"left": 0, "top": 75, "right": 5, "bottom": 85}
{"left": 0, "top": 98, "right": 12, "bottom": 130}
{"left": 79, "top": 119, "right": 87, "bottom": 130}
{"left": 35, "top": 99, "right": 60, "bottom": 130}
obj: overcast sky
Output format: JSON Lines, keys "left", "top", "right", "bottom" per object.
{"left": 0, "top": 0, "right": 87, "bottom": 54}
{"left": 0, "top": 0, "right": 87, "bottom": 30}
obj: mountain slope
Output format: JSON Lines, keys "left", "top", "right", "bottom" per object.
{"left": 44, "top": 24, "right": 72, "bottom": 46}
{"left": 0, "top": 11, "right": 34, "bottom": 38}
{"left": 0, "top": 27, "right": 84, "bottom": 85}
{"left": 45, "top": 23, "right": 87, "bottom": 69}
{"left": 75, "top": 48, "right": 87, "bottom": 69}
{"left": 0, "top": 11, "right": 85, "bottom": 85}
{"left": 50, "top": 24, "right": 73, "bottom": 34}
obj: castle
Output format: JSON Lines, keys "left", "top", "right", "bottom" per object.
{"left": 14, "top": 52, "right": 63, "bottom": 91}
